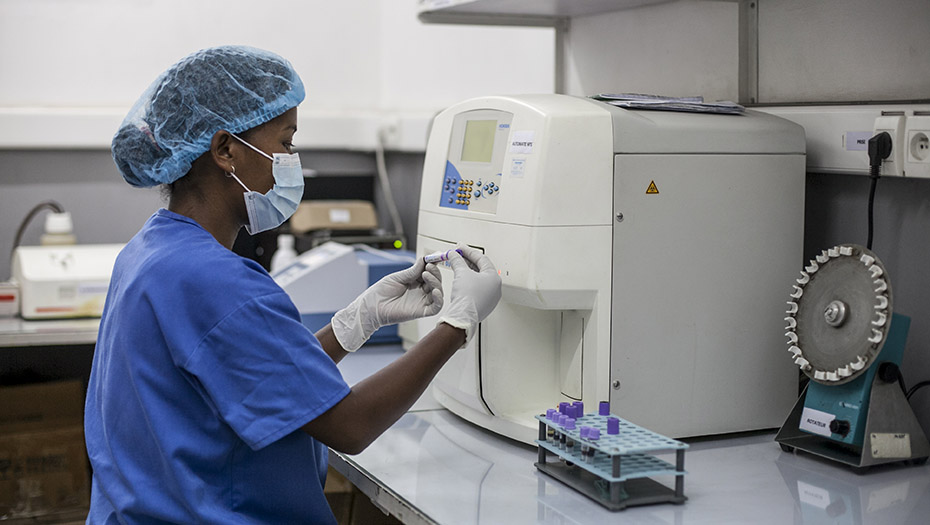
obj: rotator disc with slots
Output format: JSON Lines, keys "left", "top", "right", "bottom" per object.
{"left": 784, "top": 244, "right": 892, "bottom": 385}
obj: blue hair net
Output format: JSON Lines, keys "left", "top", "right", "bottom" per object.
{"left": 112, "top": 46, "right": 305, "bottom": 187}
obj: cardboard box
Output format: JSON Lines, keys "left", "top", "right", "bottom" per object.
{"left": 324, "top": 467, "right": 401, "bottom": 525}
{"left": 350, "top": 493, "right": 399, "bottom": 525}
{"left": 0, "top": 380, "right": 89, "bottom": 519}
{"left": 324, "top": 467, "right": 353, "bottom": 524}
{"left": 290, "top": 201, "right": 378, "bottom": 233}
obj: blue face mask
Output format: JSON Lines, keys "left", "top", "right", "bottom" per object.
{"left": 228, "top": 134, "right": 304, "bottom": 235}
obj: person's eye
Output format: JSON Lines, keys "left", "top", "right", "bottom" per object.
{"left": 284, "top": 142, "right": 294, "bottom": 152}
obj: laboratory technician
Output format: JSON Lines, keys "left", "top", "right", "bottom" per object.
{"left": 84, "top": 46, "right": 502, "bottom": 524}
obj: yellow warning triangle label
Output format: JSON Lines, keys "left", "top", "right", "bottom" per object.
{"left": 646, "top": 180, "right": 659, "bottom": 194}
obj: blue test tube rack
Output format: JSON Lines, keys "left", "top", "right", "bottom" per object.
{"left": 535, "top": 403, "right": 688, "bottom": 511}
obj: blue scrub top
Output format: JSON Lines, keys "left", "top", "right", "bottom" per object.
{"left": 85, "top": 209, "right": 351, "bottom": 524}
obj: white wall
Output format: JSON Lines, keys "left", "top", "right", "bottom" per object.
{"left": 0, "top": 0, "right": 381, "bottom": 110}
{"left": 0, "top": 1, "right": 553, "bottom": 279}
{"left": 561, "top": 0, "right": 930, "bottom": 105}
{"left": 759, "top": 0, "right": 930, "bottom": 103}
{"left": 379, "top": 3, "right": 555, "bottom": 111}
{"left": 563, "top": 1, "right": 739, "bottom": 102}
{"left": 0, "top": 0, "right": 554, "bottom": 150}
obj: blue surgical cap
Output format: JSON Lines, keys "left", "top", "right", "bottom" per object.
{"left": 112, "top": 45, "right": 305, "bottom": 187}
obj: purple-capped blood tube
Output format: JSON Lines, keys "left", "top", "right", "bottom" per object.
{"left": 607, "top": 417, "right": 620, "bottom": 435}
{"left": 423, "top": 249, "right": 464, "bottom": 264}
{"left": 572, "top": 401, "right": 584, "bottom": 416}
{"left": 599, "top": 401, "right": 610, "bottom": 416}
{"left": 565, "top": 423, "right": 575, "bottom": 455}
{"left": 545, "top": 409, "right": 556, "bottom": 443}
{"left": 587, "top": 428, "right": 600, "bottom": 462}
{"left": 559, "top": 402, "right": 570, "bottom": 414}
{"left": 580, "top": 428, "right": 590, "bottom": 460}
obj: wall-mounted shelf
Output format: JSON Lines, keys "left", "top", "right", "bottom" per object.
{"left": 418, "top": 0, "right": 675, "bottom": 26}
{"left": 417, "top": 0, "right": 738, "bottom": 95}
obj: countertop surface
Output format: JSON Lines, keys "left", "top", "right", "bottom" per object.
{"left": 332, "top": 345, "right": 930, "bottom": 525}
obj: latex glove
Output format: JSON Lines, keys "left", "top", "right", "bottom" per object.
{"left": 332, "top": 258, "right": 443, "bottom": 352}
{"left": 439, "top": 245, "right": 502, "bottom": 347}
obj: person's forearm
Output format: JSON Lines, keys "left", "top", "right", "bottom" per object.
{"left": 315, "top": 323, "right": 349, "bottom": 364}
{"left": 349, "top": 322, "right": 464, "bottom": 435}
{"left": 304, "top": 322, "right": 465, "bottom": 453}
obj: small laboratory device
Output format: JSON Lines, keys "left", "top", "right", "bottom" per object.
{"left": 775, "top": 244, "right": 929, "bottom": 468}
{"left": 272, "top": 242, "right": 413, "bottom": 343}
{"left": 409, "top": 94, "right": 807, "bottom": 443}
{"left": 11, "top": 244, "right": 123, "bottom": 319}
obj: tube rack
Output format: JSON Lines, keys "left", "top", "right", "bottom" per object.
{"left": 534, "top": 411, "right": 688, "bottom": 510}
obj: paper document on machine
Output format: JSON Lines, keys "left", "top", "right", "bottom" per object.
{"left": 592, "top": 93, "right": 745, "bottom": 114}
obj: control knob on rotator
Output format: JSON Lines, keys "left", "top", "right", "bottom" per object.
{"left": 829, "top": 419, "right": 851, "bottom": 437}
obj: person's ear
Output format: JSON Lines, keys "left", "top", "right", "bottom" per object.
{"left": 210, "top": 130, "right": 236, "bottom": 174}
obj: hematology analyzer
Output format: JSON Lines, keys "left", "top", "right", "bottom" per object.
{"left": 407, "top": 94, "right": 808, "bottom": 444}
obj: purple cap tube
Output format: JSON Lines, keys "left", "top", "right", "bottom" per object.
{"left": 590, "top": 428, "right": 601, "bottom": 440}
{"left": 599, "top": 401, "right": 610, "bottom": 416}
{"left": 607, "top": 417, "right": 620, "bottom": 435}
{"left": 565, "top": 418, "right": 576, "bottom": 430}
{"left": 546, "top": 408, "right": 556, "bottom": 421}
{"left": 572, "top": 401, "right": 584, "bottom": 416}
{"left": 423, "top": 249, "right": 463, "bottom": 264}
{"left": 559, "top": 402, "right": 570, "bottom": 414}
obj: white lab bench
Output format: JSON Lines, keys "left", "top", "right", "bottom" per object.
{"left": 0, "top": 317, "right": 98, "bottom": 347}
{"left": 3, "top": 323, "right": 928, "bottom": 524}
{"left": 334, "top": 345, "right": 930, "bottom": 525}
{"left": 0, "top": 317, "right": 98, "bottom": 389}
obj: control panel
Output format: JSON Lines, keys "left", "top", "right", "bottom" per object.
{"left": 438, "top": 108, "right": 513, "bottom": 215}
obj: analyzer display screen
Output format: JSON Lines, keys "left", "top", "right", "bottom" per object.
{"left": 461, "top": 120, "right": 496, "bottom": 163}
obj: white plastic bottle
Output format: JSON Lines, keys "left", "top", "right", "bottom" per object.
{"left": 41, "top": 212, "right": 77, "bottom": 245}
{"left": 270, "top": 234, "right": 298, "bottom": 273}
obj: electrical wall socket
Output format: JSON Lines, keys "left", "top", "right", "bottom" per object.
{"left": 873, "top": 115, "right": 905, "bottom": 177}
{"left": 904, "top": 115, "right": 930, "bottom": 179}
{"left": 757, "top": 105, "right": 930, "bottom": 176}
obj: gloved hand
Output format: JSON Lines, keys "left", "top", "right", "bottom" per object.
{"left": 439, "top": 245, "right": 502, "bottom": 347}
{"left": 332, "top": 258, "right": 443, "bottom": 352}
